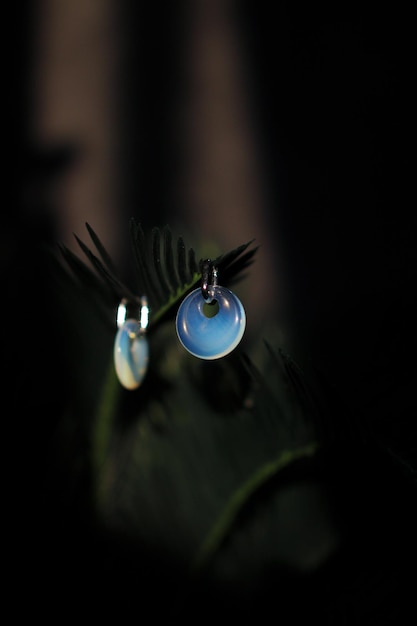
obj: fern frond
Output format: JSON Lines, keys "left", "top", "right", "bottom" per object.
{"left": 85, "top": 221, "right": 118, "bottom": 275}
{"left": 59, "top": 219, "right": 258, "bottom": 331}
{"left": 58, "top": 242, "right": 116, "bottom": 303}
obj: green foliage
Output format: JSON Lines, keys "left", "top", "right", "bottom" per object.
{"left": 59, "top": 219, "right": 257, "bottom": 330}
{"left": 53, "top": 221, "right": 344, "bottom": 613}
{"left": 34, "top": 218, "right": 415, "bottom": 621}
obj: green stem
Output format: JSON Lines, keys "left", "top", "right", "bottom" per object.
{"left": 91, "top": 358, "right": 121, "bottom": 510}
{"left": 191, "top": 441, "right": 319, "bottom": 574}
{"left": 89, "top": 275, "right": 199, "bottom": 512}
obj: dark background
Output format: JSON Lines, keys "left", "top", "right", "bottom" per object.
{"left": 7, "top": 1, "right": 416, "bottom": 621}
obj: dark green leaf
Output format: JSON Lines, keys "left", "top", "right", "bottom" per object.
{"left": 85, "top": 221, "right": 118, "bottom": 275}
{"left": 152, "top": 227, "right": 170, "bottom": 301}
{"left": 59, "top": 219, "right": 258, "bottom": 332}
{"left": 74, "top": 234, "right": 134, "bottom": 299}
{"left": 129, "top": 219, "right": 160, "bottom": 305}
{"left": 163, "top": 225, "right": 180, "bottom": 293}
{"left": 177, "top": 236, "right": 189, "bottom": 286}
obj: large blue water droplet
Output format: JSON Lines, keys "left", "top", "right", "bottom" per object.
{"left": 176, "top": 286, "right": 246, "bottom": 359}
{"left": 114, "top": 319, "right": 149, "bottom": 389}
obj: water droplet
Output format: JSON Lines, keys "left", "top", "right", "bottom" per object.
{"left": 176, "top": 286, "right": 246, "bottom": 359}
{"left": 114, "top": 319, "right": 149, "bottom": 389}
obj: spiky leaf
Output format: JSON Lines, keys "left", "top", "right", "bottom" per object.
{"left": 59, "top": 219, "right": 257, "bottom": 331}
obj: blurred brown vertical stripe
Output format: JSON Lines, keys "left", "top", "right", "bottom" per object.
{"left": 180, "top": 0, "right": 284, "bottom": 328}
{"left": 33, "top": 0, "right": 123, "bottom": 262}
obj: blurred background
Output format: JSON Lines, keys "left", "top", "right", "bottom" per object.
{"left": 23, "top": 0, "right": 282, "bottom": 329}
{"left": 8, "top": 0, "right": 416, "bottom": 619}
{"left": 15, "top": 0, "right": 415, "bottom": 356}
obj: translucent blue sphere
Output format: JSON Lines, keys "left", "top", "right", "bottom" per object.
{"left": 176, "top": 286, "right": 246, "bottom": 359}
{"left": 114, "top": 319, "right": 149, "bottom": 389}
